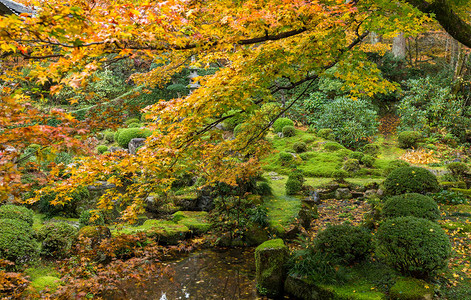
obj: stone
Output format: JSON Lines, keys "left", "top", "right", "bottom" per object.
{"left": 284, "top": 275, "right": 335, "bottom": 300}
{"left": 245, "top": 224, "right": 270, "bottom": 246}
{"left": 172, "top": 211, "right": 211, "bottom": 235}
{"left": 255, "top": 239, "right": 289, "bottom": 297}
{"left": 297, "top": 205, "right": 318, "bottom": 230}
{"left": 377, "top": 188, "right": 384, "bottom": 196}
{"left": 78, "top": 225, "right": 112, "bottom": 249}
{"left": 128, "top": 138, "right": 146, "bottom": 154}
{"left": 277, "top": 132, "right": 284, "bottom": 138}
{"left": 335, "top": 188, "right": 352, "bottom": 199}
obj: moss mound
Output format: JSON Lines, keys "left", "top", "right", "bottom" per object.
{"left": 0, "top": 219, "right": 39, "bottom": 265}
{"left": 382, "top": 193, "right": 440, "bottom": 222}
{"left": 384, "top": 167, "right": 439, "bottom": 196}
{"left": 0, "top": 204, "right": 34, "bottom": 226}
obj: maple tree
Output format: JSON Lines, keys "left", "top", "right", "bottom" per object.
{"left": 0, "top": 0, "right": 469, "bottom": 220}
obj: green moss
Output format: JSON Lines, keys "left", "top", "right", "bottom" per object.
{"left": 389, "top": 277, "right": 433, "bottom": 300}
{"left": 440, "top": 221, "right": 471, "bottom": 233}
{"left": 31, "top": 276, "right": 61, "bottom": 292}
{"left": 115, "top": 219, "right": 190, "bottom": 244}
{"left": 451, "top": 188, "right": 471, "bottom": 197}
{"left": 255, "top": 238, "right": 286, "bottom": 251}
{"left": 255, "top": 239, "right": 289, "bottom": 297}
{"left": 319, "top": 283, "right": 384, "bottom": 300}
{"left": 172, "top": 211, "right": 211, "bottom": 234}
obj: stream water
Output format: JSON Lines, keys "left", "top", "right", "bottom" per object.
{"left": 115, "top": 248, "right": 270, "bottom": 300}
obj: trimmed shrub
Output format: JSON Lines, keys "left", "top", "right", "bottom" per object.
{"left": 375, "top": 216, "right": 451, "bottom": 278}
{"left": 285, "top": 170, "right": 304, "bottom": 195}
{"left": 286, "top": 178, "right": 302, "bottom": 195}
{"left": 79, "top": 210, "right": 105, "bottom": 228}
{"left": 317, "top": 128, "right": 333, "bottom": 139}
{"left": 315, "top": 224, "right": 372, "bottom": 265}
{"left": 446, "top": 162, "right": 469, "bottom": 178}
{"left": 332, "top": 169, "right": 348, "bottom": 182}
{"left": 398, "top": 131, "right": 422, "bottom": 149}
{"left": 360, "top": 155, "right": 375, "bottom": 168}
{"left": 0, "top": 219, "right": 39, "bottom": 265}
{"left": 343, "top": 159, "right": 360, "bottom": 172}
{"left": 116, "top": 128, "right": 152, "bottom": 148}
{"left": 293, "top": 142, "right": 307, "bottom": 153}
{"left": 278, "top": 152, "right": 293, "bottom": 165}
{"left": 282, "top": 125, "right": 296, "bottom": 137}
{"left": 96, "top": 145, "right": 109, "bottom": 154}
{"left": 0, "top": 204, "right": 34, "bottom": 227}
{"left": 104, "top": 131, "right": 114, "bottom": 143}
{"left": 37, "top": 222, "right": 78, "bottom": 258}
{"left": 349, "top": 151, "right": 364, "bottom": 161}
{"left": 273, "top": 118, "right": 294, "bottom": 133}
{"left": 323, "top": 142, "right": 344, "bottom": 152}
{"left": 127, "top": 122, "right": 142, "bottom": 128}
{"left": 383, "top": 159, "right": 410, "bottom": 176}
{"left": 362, "top": 144, "right": 380, "bottom": 157}
{"left": 384, "top": 167, "right": 439, "bottom": 196}
{"left": 382, "top": 193, "right": 440, "bottom": 222}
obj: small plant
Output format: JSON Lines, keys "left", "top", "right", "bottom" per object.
{"left": 375, "top": 216, "right": 451, "bottom": 278}
{"left": 248, "top": 206, "right": 269, "bottom": 227}
{"left": 317, "top": 128, "right": 333, "bottom": 139}
{"left": 398, "top": 131, "right": 422, "bottom": 149}
{"left": 286, "top": 170, "right": 304, "bottom": 195}
{"left": 360, "top": 154, "right": 375, "bottom": 168}
{"left": 127, "top": 122, "right": 142, "bottom": 128}
{"left": 0, "top": 205, "right": 34, "bottom": 227}
{"left": 104, "top": 131, "right": 114, "bottom": 143}
{"left": 431, "top": 190, "right": 468, "bottom": 205}
{"left": 343, "top": 159, "right": 360, "bottom": 172}
{"left": 382, "top": 193, "right": 440, "bottom": 222}
{"left": 315, "top": 224, "right": 372, "bottom": 265}
{"left": 273, "top": 118, "right": 294, "bottom": 133}
{"left": 384, "top": 166, "right": 439, "bottom": 195}
{"left": 96, "top": 145, "right": 109, "bottom": 154}
{"left": 125, "top": 118, "right": 140, "bottom": 126}
{"left": 293, "top": 142, "right": 307, "bottom": 153}
{"left": 282, "top": 125, "right": 296, "bottom": 137}
{"left": 332, "top": 169, "right": 348, "bottom": 182}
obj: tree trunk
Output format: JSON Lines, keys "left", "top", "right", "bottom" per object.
{"left": 392, "top": 32, "right": 406, "bottom": 59}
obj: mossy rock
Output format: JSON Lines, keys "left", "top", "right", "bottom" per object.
{"left": 389, "top": 277, "right": 433, "bottom": 300}
{"left": 440, "top": 181, "right": 467, "bottom": 189}
{"left": 30, "top": 276, "right": 61, "bottom": 293}
{"left": 172, "top": 211, "right": 211, "bottom": 234}
{"left": 450, "top": 188, "right": 471, "bottom": 198}
{"left": 255, "top": 239, "right": 289, "bottom": 297}
{"left": 78, "top": 225, "right": 111, "bottom": 248}
{"left": 245, "top": 224, "right": 270, "bottom": 246}
{"left": 143, "top": 219, "right": 190, "bottom": 244}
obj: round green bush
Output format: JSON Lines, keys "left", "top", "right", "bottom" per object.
{"left": 293, "top": 142, "right": 307, "bottom": 153}
{"left": 343, "top": 159, "right": 360, "bottom": 172}
{"left": 79, "top": 210, "right": 105, "bottom": 228}
{"left": 96, "top": 145, "right": 109, "bottom": 154}
{"left": 398, "top": 131, "right": 422, "bottom": 149}
{"left": 279, "top": 152, "right": 293, "bottom": 165}
{"left": 384, "top": 167, "right": 439, "bottom": 196}
{"left": 362, "top": 144, "right": 380, "bottom": 157}
{"left": 349, "top": 151, "right": 364, "bottom": 161}
{"left": 282, "top": 125, "right": 296, "bottom": 137}
{"left": 104, "top": 131, "right": 114, "bottom": 143}
{"left": 273, "top": 118, "right": 294, "bottom": 133}
{"left": 315, "top": 224, "right": 372, "bottom": 265}
{"left": 323, "top": 142, "right": 344, "bottom": 152}
{"left": 127, "top": 122, "right": 142, "bottom": 128}
{"left": 0, "top": 204, "right": 34, "bottom": 227}
{"left": 124, "top": 118, "right": 140, "bottom": 126}
{"left": 116, "top": 128, "right": 152, "bottom": 148}
{"left": 317, "top": 128, "right": 333, "bottom": 139}
{"left": 375, "top": 216, "right": 451, "bottom": 278}
{"left": 0, "top": 219, "right": 39, "bottom": 265}
{"left": 332, "top": 169, "right": 348, "bottom": 182}
{"left": 37, "top": 222, "right": 78, "bottom": 258}
{"left": 382, "top": 193, "right": 440, "bottom": 222}
{"left": 382, "top": 159, "right": 410, "bottom": 176}
{"left": 446, "top": 162, "right": 469, "bottom": 178}
{"left": 286, "top": 178, "right": 302, "bottom": 195}
{"left": 360, "top": 155, "right": 375, "bottom": 168}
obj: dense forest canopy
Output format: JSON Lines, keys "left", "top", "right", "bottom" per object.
{"left": 0, "top": 0, "right": 470, "bottom": 220}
